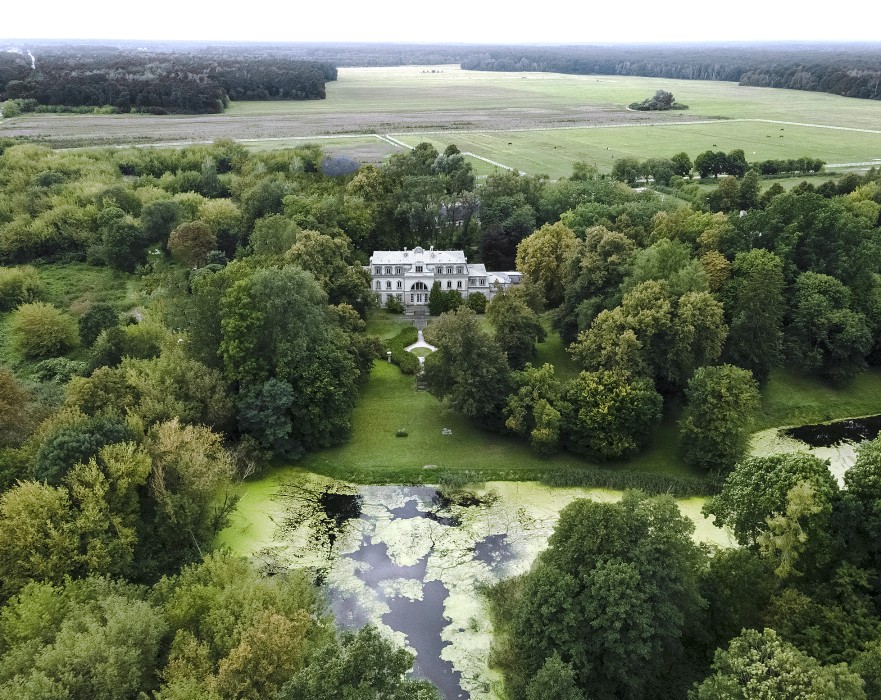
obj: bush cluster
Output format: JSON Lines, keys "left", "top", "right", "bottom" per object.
{"left": 385, "top": 326, "right": 420, "bottom": 374}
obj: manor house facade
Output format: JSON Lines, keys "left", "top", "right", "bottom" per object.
{"left": 369, "top": 246, "right": 519, "bottom": 309}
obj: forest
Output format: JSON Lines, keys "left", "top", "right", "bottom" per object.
{"left": 0, "top": 47, "right": 336, "bottom": 114}
{"left": 460, "top": 43, "right": 881, "bottom": 100}
{"left": 1, "top": 131, "right": 881, "bottom": 698}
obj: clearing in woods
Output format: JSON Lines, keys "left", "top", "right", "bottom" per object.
{"left": 2, "top": 65, "right": 880, "bottom": 175}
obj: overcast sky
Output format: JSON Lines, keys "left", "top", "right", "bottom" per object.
{"left": 3, "top": 0, "right": 879, "bottom": 44}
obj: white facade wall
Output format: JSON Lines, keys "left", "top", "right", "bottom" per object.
{"left": 369, "top": 246, "right": 497, "bottom": 308}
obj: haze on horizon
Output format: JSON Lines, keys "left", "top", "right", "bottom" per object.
{"left": 4, "top": 0, "right": 880, "bottom": 45}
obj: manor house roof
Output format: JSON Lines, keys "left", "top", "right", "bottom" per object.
{"left": 370, "top": 247, "right": 468, "bottom": 266}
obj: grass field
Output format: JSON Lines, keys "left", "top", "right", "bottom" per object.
{"left": 4, "top": 66, "right": 879, "bottom": 176}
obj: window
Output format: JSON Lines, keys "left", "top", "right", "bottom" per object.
{"left": 385, "top": 266, "right": 392, "bottom": 275}
{"left": 386, "top": 281, "right": 392, "bottom": 289}
{"left": 395, "top": 266, "right": 402, "bottom": 274}
{"left": 416, "top": 265, "right": 423, "bottom": 272}
{"left": 397, "top": 293, "right": 402, "bottom": 301}
{"left": 469, "top": 278, "right": 476, "bottom": 285}
{"left": 447, "top": 281, "right": 452, "bottom": 289}
{"left": 375, "top": 281, "right": 381, "bottom": 290}
{"left": 457, "top": 280, "right": 462, "bottom": 289}
{"left": 374, "top": 266, "right": 381, "bottom": 275}
{"left": 456, "top": 266, "right": 464, "bottom": 274}
{"left": 397, "top": 281, "right": 402, "bottom": 289}
{"left": 411, "top": 294, "right": 414, "bottom": 303}
{"left": 446, "top": 266, "right": 453, "bottom": 274}
{"left": 479, "top": 278, "right": 486, "bottom": 286}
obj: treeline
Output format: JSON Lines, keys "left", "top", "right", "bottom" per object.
{"left": 460, "top": 43, "right": 881, "bottom": 101}
{"left": 0, "top": 47, "right": 336, "bottom": 114}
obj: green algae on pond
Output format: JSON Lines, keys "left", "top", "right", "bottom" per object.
{"left": 218, "top": 472, "right": 734, "bottom": 700}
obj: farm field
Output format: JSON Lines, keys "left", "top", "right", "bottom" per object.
{"left": 3, "top": 65, "right": 880, "bottom": 176}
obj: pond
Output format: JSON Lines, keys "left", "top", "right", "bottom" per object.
{"left": 219, "top": 472, "right": 733, "bottom": 700}
{"left": 749, "top": 413, "right": 881, "bottom": 484}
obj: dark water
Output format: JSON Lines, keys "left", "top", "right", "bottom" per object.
{"left": 329, "top": 488, "right": 469, "bottom": 700}
{"left": 783, "top": 414, "right": 881, "bottom": 447}
{"left": 474, "top": 534, "right": 513, "bottom": 573}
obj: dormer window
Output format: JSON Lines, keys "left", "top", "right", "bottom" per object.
{"left": 385, "top": 266, "right": 392, "bottom": 275}
{"left": 456, "top": 266, "right": 464, "bottom": 274}
{"left": 395, "top": 266, "right": 403, "bottom": 274}
{"left": 416, "top": 265, "right": 423, "bottom": 272}
{"left": 374, "top": 266, "right": 382, "bottom": 275}
{"left": 446, "top": 266, "right": 453, "bottom": 274}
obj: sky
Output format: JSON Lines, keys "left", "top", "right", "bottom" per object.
{"left": 3, "top": 0, "right": 880, "bottom": 44}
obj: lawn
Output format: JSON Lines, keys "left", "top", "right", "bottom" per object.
{"left": 294, "top": 353, "right": 881, "bottom": 487}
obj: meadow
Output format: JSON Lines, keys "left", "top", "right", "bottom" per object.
{"left": 3, "top": 65, "right": 879, "bottom": 178}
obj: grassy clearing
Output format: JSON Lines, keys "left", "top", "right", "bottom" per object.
{"left": 0, "top": 263, "right": 138, "bottom": 372}
{"left": 292, "top": 353, "right": 881, "bottom": 488}
{"left": 365, "top": 310, "right": 413, "bottom": 339}
{"left": 756, "top": 368, "right": 881, "bottom": 429}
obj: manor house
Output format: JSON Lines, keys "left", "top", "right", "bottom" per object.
{"left": 369, "top": 246, "right": 519, "bottom": 310}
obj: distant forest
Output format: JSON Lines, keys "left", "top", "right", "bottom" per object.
{"left": 0, "top": 46, "right": 337, "bottom": 114}
{"left": 3, "top": 42, "right": 881, "bottom": 113}
{"left": 459, "top": 44, "right": 881, "bottom": 100}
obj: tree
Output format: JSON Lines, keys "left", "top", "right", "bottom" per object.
{"left": 78, "top": 302, "right": 119, "bottom": 347}
{"left": 611, "top": 157, "right": 642, "bottom": 184}
{"left": 218, "top": 265, "right": 361, "bottom": 454}
{"left": 704, "top": 453, "right": 839, "bottom": 553}
{"left": 679, "top": 365, "right": 759, "bottom": 472}
{"left": 423, "top": 307, "right": 512, "bottom": 428}
{"left": 505, "top": 363, "right": 566, "bottom": 455}
{"left": 563, "top": 370, "right": 663, "bottom": 460}
{"left": 0, "top": 578, "right": 167, "bottom": 699}
{"left": 236, "top": 379, "right": 297, "bottom": 456}
{"left": 0, "top": 369, "right": 34, "bottom": 449}
{"left": 787, "top": 271, "right": 871, "bottom": 384}
{"left": 0, "top": 481, "right": 76, "bottom": 599}
{"left": 670, "top": 152, "right": 692, "bottom": 178}
{"left": 0, "top": 264, "right": 42, "bottom": 311}
{"left": 486, "top": 289, "right": 546, "bottom": 369}
{"left": 141, "top": 198, "right": 184, "bottom": 244}
{"left": 169, "top": 220, "right": 217, "bottom": 268}
{"left": 554, "top": 226, "right": 636, "bottom": 343}
{"left": 10, "top": 302, "right": 78, "bottom": 359}
{"left": 278, "top": 626, "right": 439, "bottom": 700}
{"left": 738, "top": 169, "right": 761, "bottom": 210}
{"left": 722, "top": 249, "right": 786, "bottom": 384}
{"left": 692, "top": 628, "right": 865, "bottom": 700}
{"left": 32, "top": 414, "right": 136, "bottom": 485}
{"left": 284, "top": 230, "right": 371, "bottom": 315}
{"left": 139, "top": 419, "right": 235, "bottom": 574}
{"left": 515, "top": 222, "right": 578, "bottom": 307}
{"left": 509, "top": 493, "right": 705, "bottom": 700}
{"left": 249, "top": 214, "right": 298, "bottom": 257}
{"left": 525, "top": 655, "right": 583, "bottom": 700}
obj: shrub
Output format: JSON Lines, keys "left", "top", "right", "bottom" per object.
{"left": 386, "top": 326, "right": 420, "bottom": 375}
{"left": 395, "top": 428, "right": 408, "bottom": 437}
{"left": 385, "top": 296, "right": 405, "bottom": 314}
{"left": 0, "top": 265, "right": 42, "bottom": 311}
{"left": 10, "top": 302, "right": 78, "bottom": 359}
{"left": 78, "top": 302, "right": 119, "bottom": 347}
{"left": 466, "top": 292, "right": 487, "bottom": 314}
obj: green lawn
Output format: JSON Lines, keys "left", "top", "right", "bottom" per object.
{"left": 756, "top": 368, "right": 881, "bottom": 430}
{"left": 293, "top": 355, "right": 881, "bottom": 487}
{"left": 365, "top": 310, "right": 413, "bottom": 339}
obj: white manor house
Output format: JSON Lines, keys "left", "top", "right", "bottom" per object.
{"left": 368, "top": 246, "right": 520, "bottom": 310}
